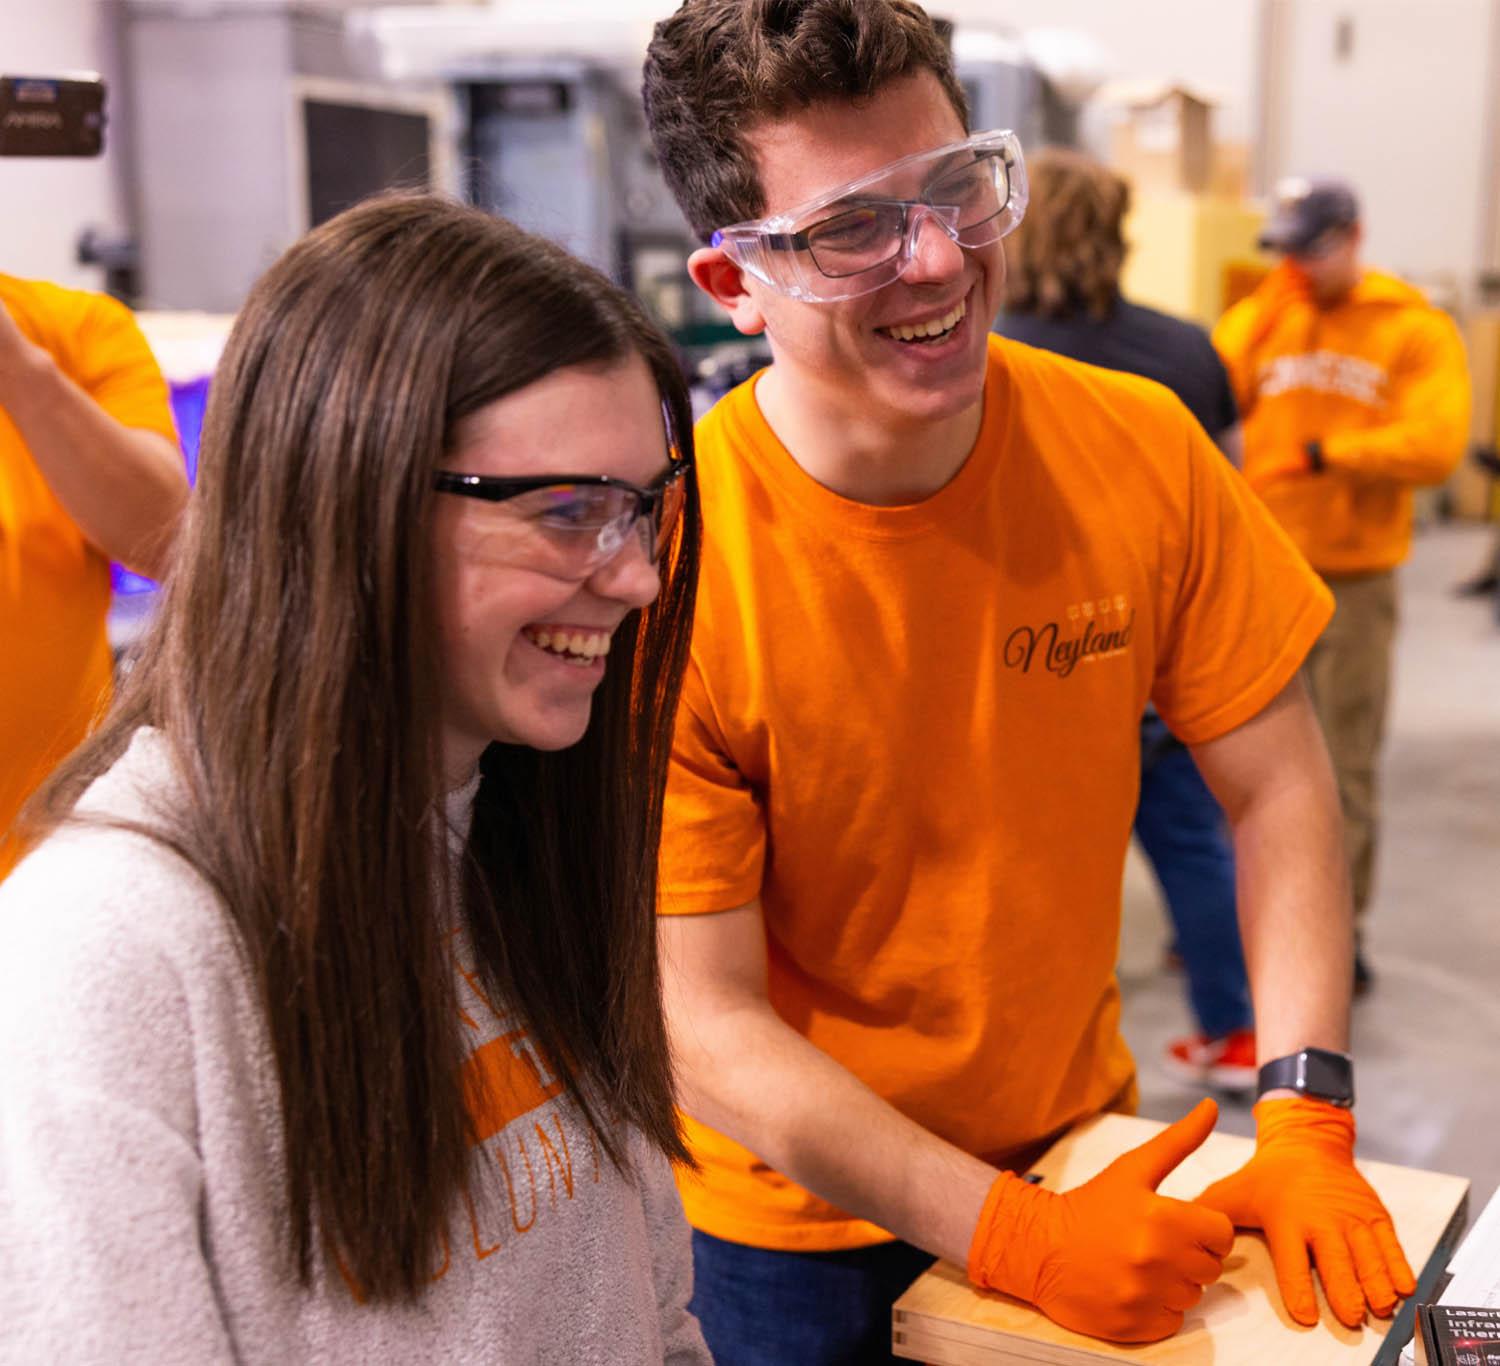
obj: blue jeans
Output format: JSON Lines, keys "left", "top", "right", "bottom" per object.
{"left": 1135, "top": 714, "right": 1251, "bottom": 1038}
{"left": 689, "top": 1229, "right": 936, "bottom": 1365}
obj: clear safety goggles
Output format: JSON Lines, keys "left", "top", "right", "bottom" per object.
{"left": 432, "top": 460, "right": 691, "bottom": 580}
{"left": 710, "top": 129, "right": 1028, "bottom": 303}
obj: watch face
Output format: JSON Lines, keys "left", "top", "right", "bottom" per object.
{"left": 1302, "top": 1049, "right": 1355, "bottom": 1104}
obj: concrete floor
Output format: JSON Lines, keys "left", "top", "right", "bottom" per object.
{"left": 1119, "top": 521, "right": 1500, "bottom": 1220}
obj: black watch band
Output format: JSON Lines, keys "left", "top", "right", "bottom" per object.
{"left": 1257, "top": 1047, "right": 1355, "bottom": 1107}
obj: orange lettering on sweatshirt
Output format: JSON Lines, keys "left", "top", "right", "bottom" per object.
{"left": 535, "top": 1115, "right": 575, "bottom": 1206}
{"left": 462, "top": 1028, "right": 565, "bottom": 1144}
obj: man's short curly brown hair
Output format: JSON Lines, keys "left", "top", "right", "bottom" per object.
{"left": 1002, "top": 148, "right": 1131, "bottom": 321}
{"left": 642, "top": 0, "right": 969, "bottom": 243}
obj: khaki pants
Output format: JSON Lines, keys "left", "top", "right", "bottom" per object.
{"left": 1303, "top": 570, "right": 1398, "bottom": 919}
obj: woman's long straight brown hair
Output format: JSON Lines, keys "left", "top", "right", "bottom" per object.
{"left": 29, "top": 196, "right": 701, "bottom": 1300}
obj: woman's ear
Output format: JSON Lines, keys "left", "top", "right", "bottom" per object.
{"left": 688, "top": 247, "right": 768, "bottom": 337}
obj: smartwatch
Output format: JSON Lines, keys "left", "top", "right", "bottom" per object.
{"left": 1256, "top": 1047, "right": 1355, "bottom": 1107}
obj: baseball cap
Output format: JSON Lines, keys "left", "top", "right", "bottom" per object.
{"left": 1258, "top": 177, "right": 1360, "bottom": 254}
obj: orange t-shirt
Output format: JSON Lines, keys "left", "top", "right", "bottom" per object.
{"left": 0, "top": 276, "right": 176, "bottom": 879}
{"left": 660, "top": 335, "right": 1333, "bottom": 1252}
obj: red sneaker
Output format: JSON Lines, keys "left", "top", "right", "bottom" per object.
{"left": 1162, "top": 1028, "right": 1257, "bottom": 1092}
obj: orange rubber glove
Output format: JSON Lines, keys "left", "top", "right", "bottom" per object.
{"left": 1194, "top": 1098, "right": 1416, "bottom": 1328}
{"left": 967, "top": 1099, "right": 1235, "bottom": 1343}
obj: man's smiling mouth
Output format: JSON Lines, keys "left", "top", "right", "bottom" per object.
{"left": 876, "top": 297, "right": 966, "bottom": 345}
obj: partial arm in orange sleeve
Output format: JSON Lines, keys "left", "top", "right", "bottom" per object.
{"left": 0, "top": 298, "right": 186, "bottom": 580}
{"left": 1211, "top": 308, "right": 1261, "bottom": 420}
{"left": 1319, "top": 315, "right": 1471, "bottom": 486}
{"left": 661, "top": 904, "right": 1234, "bottom": 1343}
{"left": 1187, "top": 677, "right": 1414, "bottom": 1327}
{"left": 1211, "top": 264, "right": 1311, "bottom": 422}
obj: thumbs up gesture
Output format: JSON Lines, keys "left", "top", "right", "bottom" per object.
{"left": 967, "top": 1099, "right": 1235, "bottom": 1343}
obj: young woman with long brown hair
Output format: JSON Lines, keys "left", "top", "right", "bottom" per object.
{"left": 0, "top": 195, "right": 710, "bottom": 1363}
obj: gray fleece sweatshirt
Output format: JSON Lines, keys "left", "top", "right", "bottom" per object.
{"left": 0, "top": 729, "right": 710, "bottom": 1365}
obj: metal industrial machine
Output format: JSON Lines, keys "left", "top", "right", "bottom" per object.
{"left": 117, "top": 2, "right": 1080, "bottom": 366}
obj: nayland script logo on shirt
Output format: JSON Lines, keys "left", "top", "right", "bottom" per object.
{"left": 1003, "top": 593, "right": 1135, "bottom": 679}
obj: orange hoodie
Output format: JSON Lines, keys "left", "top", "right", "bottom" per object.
{"left": 1213, "top": 262, "right": 1470, "bottom": 574}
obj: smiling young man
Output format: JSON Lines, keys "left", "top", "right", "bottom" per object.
{"left": 642, "top": 4, "right": 1414, "bottom": 1361}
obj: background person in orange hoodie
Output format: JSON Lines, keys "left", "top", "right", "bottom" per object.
{"left": 1213, "top": 178, "right": 1471, "bottom": 993}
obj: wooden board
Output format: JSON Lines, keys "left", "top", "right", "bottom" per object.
{"left": 893, "top": 1113, "right": 1469, "bottom": 1366}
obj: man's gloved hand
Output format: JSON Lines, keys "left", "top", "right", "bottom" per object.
{"left": 1194, "top": 1097, "right": 1415, "bottom": 1328}
{"left": 967, "top": 1098, "right": 1235, "bottom": 1343}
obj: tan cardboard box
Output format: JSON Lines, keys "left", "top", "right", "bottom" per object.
{"left": 1119, "top": 193, "right": 1268, "bottom": 329}
{"left": 1103, "top": 82, "right": 1217, "bottom": 196}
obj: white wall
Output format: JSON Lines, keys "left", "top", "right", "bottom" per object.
{"left": 943, "top": 0, "right": 1500, "bottom": 293}
{"left": 0, "top": 0, "right": 119, "bottom": 287}
{"left": 939, "top": 0, "right": 1262, "bottom": 144}
{"left": 1265, "top": 0, "right": 1498, "bottom": 294}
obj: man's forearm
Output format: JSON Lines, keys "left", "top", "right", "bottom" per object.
{"left": 672, "top": 999, "right": 996, "bottom": 1264}
{"left": 0, "top": 345, "right": 187, "bottom": 578}
{"left": 1190, "top": 680, "right": 1352, "bottom": 1072}
{"left": 1319, "top": 420, "right": 1465, "bottom": 487}
{"left": 1227, "top": 750, "right": 1352, "bottom": 1066}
